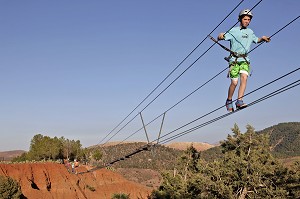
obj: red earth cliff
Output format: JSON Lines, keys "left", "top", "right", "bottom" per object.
{"left": 0, "top": 162, "right": 152, "bottom": 199}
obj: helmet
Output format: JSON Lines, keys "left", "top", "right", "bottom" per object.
{"left": 239, "top": 9, "right": 253, "bottom": 20}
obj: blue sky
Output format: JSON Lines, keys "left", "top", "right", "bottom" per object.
{"left": 1, "top": 1, "right": 299, "bottom": 151}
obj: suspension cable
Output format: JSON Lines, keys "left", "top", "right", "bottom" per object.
{"left": 97, "top": 0, "right": 248, "bottom": 146}
{"left": 111, "top": 13, "right": 297, "bottom": 146}
{"left": 100, "top": 1, "right": 266, "bottom": 146}
{"left": 118, "top": 67, "right": 228, "bottom": 145}
{"left": 249, "top": 15, "right": 299, "bottom": 54}
{"left": 81, "top": 7, "right": 298, "bottom": 174}
{"left": 78, "top": 68, "right": 300, "bottom": 174}
{"left": 158, "top": 79, "right": 300, "bottom": 144}
{"left": 153, "top": 67, "right": 300, "bottom": 144}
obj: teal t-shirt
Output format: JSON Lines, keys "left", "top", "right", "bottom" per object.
{"left": 224, "top": 27, "right": 259, "bottom": 63}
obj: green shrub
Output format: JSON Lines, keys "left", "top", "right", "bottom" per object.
{"left": 0, "top": 176, "right": 23, "bottom": 199}
{"left": 86, "top": 184, "right": 96, "bottom": 192}
{"left": 111, "top": 193, "right": 130, "bottom": 199}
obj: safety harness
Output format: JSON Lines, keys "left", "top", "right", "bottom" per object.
{"left": 208, "top": 35, "right": 251, "bottom": 77}
{"left": 208, "top": 35, "right": 249, "bottom": 64}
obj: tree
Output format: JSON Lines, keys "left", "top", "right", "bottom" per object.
{"left": 0, "top": 176, "right": 23, "bottom": 199}
{"left": 28, "top": 134, "right": 45, "bottom": 160}
{"left": 92, "top": 149, "right": 103, "bottom": 161}
{"left": 25, "top": 134, "right": 83, "bottom": 161}
{"left": 61, "top": 137, "right": 82, "bottom": 160}
{"left": 151, "top": 124, "right": 299, "bottom": 198}
{"left": 151, "top": 145, "right": 200, "bottom": 199}
{"left": 48, "top": 136, "right": 63, "bottom": 160}
{"left": 11, "top": 152, "right": 28, "bottom": 162}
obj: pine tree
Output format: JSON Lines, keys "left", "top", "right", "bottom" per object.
{"left": 0, "top": 176, "right": 23, "bottom": 199}
{"left": 151, "top": 124, "right": 299, "bottom": 199}
{"left": 188, "top": 124, "right": 289, "bottom": 198}
{"left": 151, "top": 144, "right": 200, "bottom": 199}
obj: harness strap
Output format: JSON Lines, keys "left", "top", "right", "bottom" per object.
{"left": 208, "top": 35, "right": 252, "bottom": 77}
{"left": 208, "top": 35, "right": 249, "bottom": 64}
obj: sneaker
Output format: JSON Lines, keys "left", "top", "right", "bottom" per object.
{"left": 235, "top": 99, "right": 247, "bottom": 110}
{"left": 225, "top": 99, "right": 234, "bottom": 112}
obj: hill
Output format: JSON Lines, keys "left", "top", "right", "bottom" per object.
{"left": 200, "top": 122, "right": 300, "bottom": 162}
{"left": 94, "top": 142, "right": 183, "bottom": 171}
{"left": 164, "top": 142, "right": 214, "bottom": 151}
{"left": 93, "top": 141, "right": 213, "bottom": 170}
{"left": 257, "top": 122, "right": 300, "bottom": 157}
{"left": 0, "top": 150, "right": 26, "bottom": 161}
{"left": 0, "top": 162, "right": 152, "bottom": 199}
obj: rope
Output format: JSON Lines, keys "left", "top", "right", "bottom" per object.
{"left": 82, "top": 9, "right": 299, "bottom": 172}
{"left": 97, "top": 0, "right": 248, "bottom": 146}
{"left": 100, "top": 0, "right": 266, "bottom": 146}
{"left": 153, "top": 67, "right": 300, "bottom": 144}
{"left": 158, "top": 79, "right": 300, "bottom": 144}
{"left": 249, "top": 15, "right": 299, "bottom": 54}
{"left": 76, "top": 0, "right": 300, "bottom": 174}
{"left": 111, "top": 14, "right": 297, "bottom": 146}
{"left": 77, "top": 66, "right": 299, "bottom": 174}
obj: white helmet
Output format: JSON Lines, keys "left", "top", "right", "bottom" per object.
{"left": 239, "top": 9, "right": 253, "bottom": 20}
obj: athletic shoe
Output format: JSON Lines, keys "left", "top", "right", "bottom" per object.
{"left": 225, "top": 99, "right": 234, "bottom": 112}
{"left": 235, "top": 99, "right": 247, "bottom": 109}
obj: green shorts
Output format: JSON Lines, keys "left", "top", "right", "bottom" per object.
{"left": 229, "top": 61, "right": 250, "bottom": 80}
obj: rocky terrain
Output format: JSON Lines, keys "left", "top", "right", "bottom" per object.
{"left": 0, "top": 162, "right": 152, "bottom": 199}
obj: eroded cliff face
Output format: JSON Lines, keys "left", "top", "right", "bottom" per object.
{"left": 0, "top": 163, "right": 152, "bottom": 199}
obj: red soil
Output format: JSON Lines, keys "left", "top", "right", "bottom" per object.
{"left": 0, "top": 162, "right": 152, "bottom": 199}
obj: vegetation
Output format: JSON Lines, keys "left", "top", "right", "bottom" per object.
{"left": 111, "top": 193, "right": 130, "bottom": 199}
{"left": 86, "top": 184, "right": 96, "bottom": 192}
{"left": 199, "top": 145, "right": 222, "bottom": 162}
{"left": 92, "top": 149, "right": 103, "bottom": 161}
{"left": 257, "top": 122, "right": 300, "bottom": 157}
{"left": 201, "top": 122, "right": 300, "bottom": 161}
{"left": 150, "top": 124, "right": 300, "bottom": 199}
{"left": 10, "top": 122, "right": 299, "bottom": 166}
{"left": 12, "top": 134, "right": 85, "bottom": 162}
{"left": 92, "top": 142, "right": 182, "bottom": 170}
{"left": 0, "top": 176, "right": 23, "bottom": 199}
{"left": 5, "top": 122, "right": 299, "bottom": 198}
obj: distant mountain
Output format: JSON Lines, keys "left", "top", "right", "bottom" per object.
{"left": 164, "top": 142, "right": 214, "bottom": 151}
{"left": 0, "top": 150, "right": 26, "bottom": 161}
{"left": 201, "top": 122, "right": 300, "bottom": 161}
{"left": 257, "top": 122, "right": 300, "bottom": 157}
{"left": 94, "top": 141, "right": 214, "bottom": 151}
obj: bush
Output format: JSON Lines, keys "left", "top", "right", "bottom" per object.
{"left": 0, "top": 176, "right": 23, "bottom": 199}
{"left": 86, "top": 184, "right": 96, "bottom": 192}
{"left": 111, "top": 193, "right": 130, "bottom": 199}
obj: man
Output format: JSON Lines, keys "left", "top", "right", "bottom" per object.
{"left": 218, "top": 9, "right": 270, "bottom": 112}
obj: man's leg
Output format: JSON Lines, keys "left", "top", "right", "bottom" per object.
{"left": 235, "top": 72, "right": 248, "bottom": 109}
{"left": 237, "top": 73, "right": 248, "bottom": 100}
{"left": 228, "top": 79, "right": 238, "bottom": 100}
{"left": 226, "top": 79, "right": 238, "bottom": 112}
